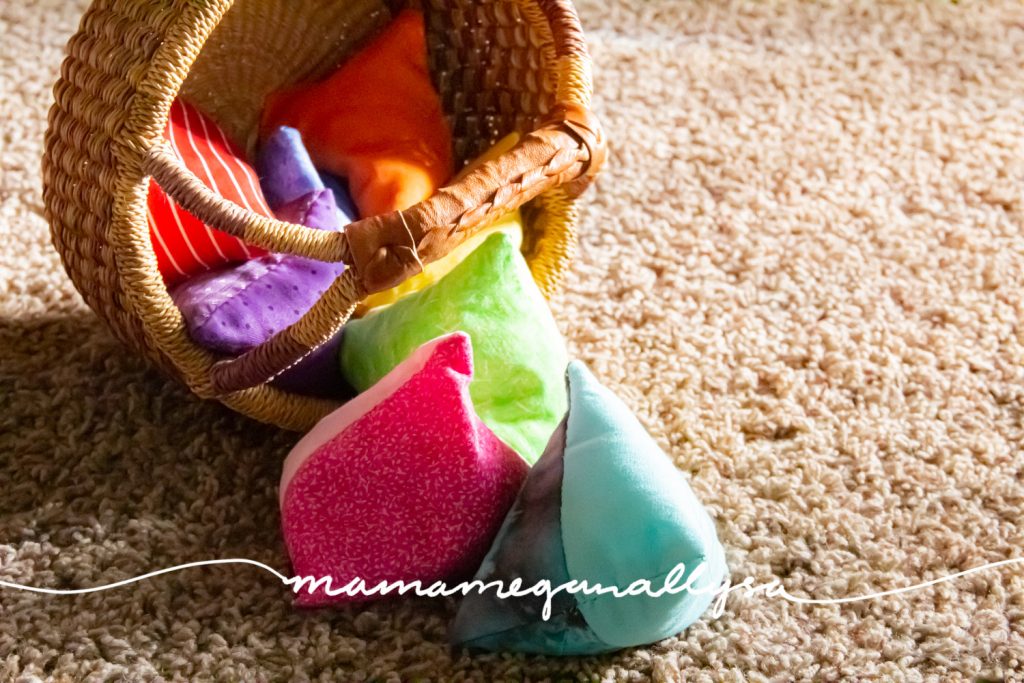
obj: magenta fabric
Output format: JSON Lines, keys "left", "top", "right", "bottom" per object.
{"left": 280, "top": 333, "right": 529, "bottom": 606}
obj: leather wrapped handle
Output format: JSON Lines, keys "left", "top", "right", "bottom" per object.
{"left": 345, "top": 106, "right": 606, "bottom": 294}
{"left": 144, "top": 104, "right": 604, "bottom": 395}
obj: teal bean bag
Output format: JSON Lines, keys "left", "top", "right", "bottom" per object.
{"left": 450, "top": 361, "right": 728, "bottom": 654}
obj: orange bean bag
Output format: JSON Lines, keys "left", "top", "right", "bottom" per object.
{"left": 260, "top": 10, "right": 453, "bottom": 218}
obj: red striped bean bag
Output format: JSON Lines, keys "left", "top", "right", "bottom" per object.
{"left": 148, "top": 99, "right": 269, "bottom": 284}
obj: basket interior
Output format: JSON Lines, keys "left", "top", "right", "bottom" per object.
{"left": 181, "top": 0, "right": 559, "bottom": 167}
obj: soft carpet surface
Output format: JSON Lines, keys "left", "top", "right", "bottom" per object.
{"left": 2, "top": 0, "right": 1023, "bottom": 680}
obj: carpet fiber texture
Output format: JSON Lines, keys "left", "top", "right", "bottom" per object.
{"left": 2, "top": 0, "right": 1024, "bottom": 680}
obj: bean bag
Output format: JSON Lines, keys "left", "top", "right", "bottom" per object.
{"left": 340, "top": 232, "right": 568, "bottom": 464}
{"left": 171, "top": 189, "right": 344, "bottom": 354}
{"left": 171, "top": 188, "right": 350, "bottom": 398}
{"left": 257, "top": 125, "right": 359, "bottom": 220}
{"left": 148, "top": 99, "right": 270, "bottom": 284}
{"left": 281, "top": 333, "right": 529, "bottom": 606}
{"left": 450, "top": 362, "right": 728, "bottom": 654}
{"left": 171, "top": 127, "right": 360, "bottom": 397}
{"left": 260, "top": 9, "right": 453, "bottom": 218}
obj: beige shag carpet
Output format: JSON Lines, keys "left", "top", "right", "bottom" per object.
{"left": 3, "top": 0, "right": 1024, "bottom": 680}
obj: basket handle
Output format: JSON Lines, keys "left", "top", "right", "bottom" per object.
{"left": 144, "top": 106, "right": 604, "bottom": 395}
{"left": 208, "top": 267, "right": 365, "bottom": 395}
{"left": 345, "top": 104, "right": 605, "bottom": 294}
{"left": 144, "top": 144, "right": 353, "bottom": 263}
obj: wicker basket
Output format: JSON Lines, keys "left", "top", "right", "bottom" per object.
{"left": 42, "top": 0, "right": 605, "bottom": 431}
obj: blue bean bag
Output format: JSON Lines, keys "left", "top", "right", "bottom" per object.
{"left": 450, "top": 362, "right": 728, "bottom": 654}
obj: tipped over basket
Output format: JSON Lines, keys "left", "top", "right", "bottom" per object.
{"left": 42, "top": 0, "right": 605, "bottom": 431}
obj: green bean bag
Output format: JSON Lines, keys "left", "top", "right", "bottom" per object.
{"left": 340, "top": 231, "right": 567, "bottom": 464}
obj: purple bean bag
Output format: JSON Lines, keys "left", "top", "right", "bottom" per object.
{"left": 258, "top": 126, "right": 359, "bottom": 220}
{"left": 172, "top": 127, "right": 359, "bottom": 398}
{"left": 257, "top": 126, "right": 323, "bottom": 209}
{"left": 171, "top": 188, "right": 352, "bottom": 398}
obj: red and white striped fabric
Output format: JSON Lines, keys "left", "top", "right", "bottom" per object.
{"left": 148, "top": 100, "right": 269, "bottom": 284}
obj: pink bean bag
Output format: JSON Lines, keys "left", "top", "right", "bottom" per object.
{"left": 280, "top": 333, "right": 528, "bottom": 606}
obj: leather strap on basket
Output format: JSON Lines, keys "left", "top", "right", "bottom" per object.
{"left": 346, "top": 105, "right": 606, "bottom": 294}
{"left": 549, "top": 101, "right": 606, "bottom": 196}
{"left": 207, "top": 108, "right": 603, "bottom": 394}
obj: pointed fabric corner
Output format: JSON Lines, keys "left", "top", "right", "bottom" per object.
{"left": 280, "top": 333, "right": 529, "bottom": 606}
{"left": 451, "top": 361, "right": 727, "bottom": 654}
{"left": 560, "top": 361, "right": 727, "bottom": 648}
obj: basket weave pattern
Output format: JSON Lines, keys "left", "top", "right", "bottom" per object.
{"left": 43, "top": 0, "right": 603, "bottom": 431}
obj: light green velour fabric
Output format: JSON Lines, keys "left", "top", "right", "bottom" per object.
{"left": 340, "top": 232, "right": 568, "bottom": 464}
{"left": 561, "top": 361, "right": 728, "bottom": 649}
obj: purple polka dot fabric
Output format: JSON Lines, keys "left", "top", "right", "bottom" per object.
{"left": 170, "top": 188, "right": 350, "bottom": 397}
{"left": 171, "top": 251, "right": 343, "bottom": 355}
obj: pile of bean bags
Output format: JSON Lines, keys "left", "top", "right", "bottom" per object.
{"left": 151, "top": 9, "right": 727, "bottom": 655}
